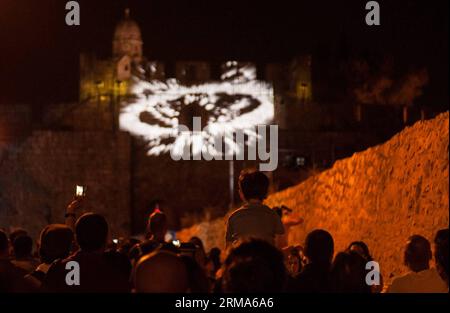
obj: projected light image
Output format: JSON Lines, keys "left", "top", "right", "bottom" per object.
{"left": 119, "top": 63, "right": 274, "bottom": 157}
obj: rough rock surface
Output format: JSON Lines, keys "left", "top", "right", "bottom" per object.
{"left": 178, "top": 112, "right": 449, "bottom": 282}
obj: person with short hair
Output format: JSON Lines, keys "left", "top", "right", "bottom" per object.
{"left": 434, "top": 229, "right": 449, "bottom": 286}
{"left": 181, "top": 254, "right": 210, "bottom": 293}
{"left": 7, "top": 229, "right": 28, "bottom": 257}
{"left": 387, "top": 235, "right": 448, "bottom": 293}
{"left": 43, "top": 212, "right": 131, "bottom": 292}
{"left": 221, "top": 239, "right": 287, "bottom": 293}
{"left": 347, "top": 241, "right": 372, "bottom": 261}
{"left": 225, "top": 169, "right": 284, "bottom": 247}
{"left": 346, "top": 240, "right": 384, "bottom": 293}
{"left": 146, "top": 209, "right": 168, "bottom": 241}
{"left": 133, "top": 250, "right": 189, "bottom": 293}
{"left": 330, "top": 251, "right": 371, "bottom": 293}
{"left": 11, "top": 234, "right": 39, "bottom": 273}
{"left": 287, "top": 229, "right": 334, "bottom": 293}
{"left": 24, "top": 224, "right": 73, "bottom": 290}
{"left": 129, "top": 210, "right": 174, "bottom": 264}
{"left": 189, "top": 236, "right": 207, "bottom": 268}
{"left": 206, "top": 247, "right": 222, "bottom": 279}
{"left": 0, "top": 230, "right": 31, "bottom": 292}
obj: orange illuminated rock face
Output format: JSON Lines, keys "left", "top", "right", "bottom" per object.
{"left": 178, "top": 112, "right": 449, "bottom": 283}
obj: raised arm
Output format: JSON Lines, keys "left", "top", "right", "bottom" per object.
{"left": 65, "top": 198, "right": 83, "bottom": 232}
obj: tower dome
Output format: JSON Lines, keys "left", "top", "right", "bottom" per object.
{"left": 113, "top": 8, "right": 143, "bottom": 64}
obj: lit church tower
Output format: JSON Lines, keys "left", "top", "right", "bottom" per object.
{"left": 113, "top": 8, "right": 143, "bottom": 65}
{"left": 79, "top": 8, "right": 143, "bottom": 102}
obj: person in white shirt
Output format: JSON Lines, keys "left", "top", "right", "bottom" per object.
{"left": 225, "top": 169, "right": 285, "bottom": 248}
{"left": 387, "top": 234, "right": 448, "bottom": 293}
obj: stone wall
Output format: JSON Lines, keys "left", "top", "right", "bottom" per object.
{"left": 0, "top": 131, "right": 131, "bottom": 240}
{"left": 178, "top": 112, "right": 449, "bottom": 282}
{"left": 0, "top": 104, "right": 32, "bottom": 141}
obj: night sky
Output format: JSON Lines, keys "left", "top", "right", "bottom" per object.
{"left": 0, "top": 0, "right": 448, "bottom": 109}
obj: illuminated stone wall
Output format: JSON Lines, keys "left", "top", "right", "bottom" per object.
{"left": 79, "top": 53, "right": 129, "bottom": 103}
{"left": 0, "top": 131, "right": 131, "bottom": 240}
{"left": 0, "top": 105, "right": 32, "bottom": 141}
{"left": 178, "top": 112, "right": 449, "bottom": 282}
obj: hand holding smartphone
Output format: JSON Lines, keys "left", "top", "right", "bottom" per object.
{"left": 75, "top": 185, "right": 86, "bottom": 197}
{"left": 66, "top": 185, "right": 86, "bottom": 217}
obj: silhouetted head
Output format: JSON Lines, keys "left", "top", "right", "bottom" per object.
{"left": 12, "top": 235, "right": 33, "bottom": 258}
{"left": 103, "top": 248, "right": 132, "bottom": 280}
{"left": 190, "top": 236, "right": 207, "bottom": 266}
{"left": 434, "top": 229, "right": 449, "bottom": 284}
{"left": 75, "top": 213, "right": 108, "bottom": 252}
{"left": 304, "top": 229, "right": 334, "bottom": 267}
{"left": 189, "top": 236, "right": 204, "bottom": 250}
{"left": 207, "top": 247, "right": 222, "bottom": 273}
{"left": 0, "top": 230, "right": 8, "bottom": 258}
{"left": 181, "top": 255, "right": 210, "bottom": 292}
{"left": 134, "top": 251, "right": 189, "bottom": 293}
{"left": 285, "top": 246, "right": 303, "bottom": 275}
{"left": 347, "top": 241, "right": 373, "bottom": 261}
{"left": 238, "top": 169, "right": 269, "bottom": 202}
{"left": 9, "top": 229, "right": 27, "bottom": 245}
{"left": 222, "top": 239, "right": 286, "bottom": 293}
{"left": 331, "top": 251, "right": 371, "bottom": 293}
{"left": 39, "top": 224, "right": 74, "bottom": 264}
{"left": 146, "top": 210, "right": 168, "bottom": 241}
{"left": 404, "top": 235, "right": 431, "bottom": 272}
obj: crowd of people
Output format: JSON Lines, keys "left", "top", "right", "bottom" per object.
{"left": 0, "top": 169, "right": 448, "bottom": 293}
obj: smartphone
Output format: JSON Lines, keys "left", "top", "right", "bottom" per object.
{"left": 172, "top": 240, "right": 181, "bottom": 248}
{"left": 112, "top": 238, "right": 119, "bottom": 244}
{"left": 75, "top": 185, "right": 86, "bottom": 197}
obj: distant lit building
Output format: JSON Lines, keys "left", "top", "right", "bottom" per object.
{"left": 80, "top": 9, "right": 142, "bottom": 101}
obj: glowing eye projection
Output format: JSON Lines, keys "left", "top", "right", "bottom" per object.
{"left": 119, "top": 63, "right": 274, "bottom": 157}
